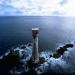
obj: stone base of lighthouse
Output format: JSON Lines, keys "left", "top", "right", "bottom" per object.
{"left": 27, "top": 56, "right": 46, "bottom": 69}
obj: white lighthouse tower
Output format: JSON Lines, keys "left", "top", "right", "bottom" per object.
{"left": 32, "top": 28, "right": 39, "bottom": 63}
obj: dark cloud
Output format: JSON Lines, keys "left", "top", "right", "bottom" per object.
{"left": 60, "top": 0, "right": 67, "bottom": 5}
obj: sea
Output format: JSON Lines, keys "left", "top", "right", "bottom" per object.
{"left": 0, "top": 16, "right": 75, "bottom": 55}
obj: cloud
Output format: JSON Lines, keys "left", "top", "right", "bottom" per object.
{"left": 0, "top": 0, "right": 75, "bottom": 16}
{"left": 59, "top": 0, "right": 67, "bottom": 5}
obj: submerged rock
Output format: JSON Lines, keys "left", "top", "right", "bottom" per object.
{"left": 53, "top": 43, "right": 74, "bottom": 58}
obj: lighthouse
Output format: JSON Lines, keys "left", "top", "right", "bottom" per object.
{"left": 32, "top": 28, "right": 39, "bottom": 63}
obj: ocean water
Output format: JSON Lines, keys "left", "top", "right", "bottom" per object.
{"left": 0, "top": 16, "right": 75, "bottom": 55}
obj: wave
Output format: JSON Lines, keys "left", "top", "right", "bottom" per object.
{"left": 0, "top": 42, "right": 75, "bottom": 74}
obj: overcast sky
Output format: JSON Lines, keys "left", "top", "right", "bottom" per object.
{"left": 0, "top": 0, "right": 75, "bottom": 16}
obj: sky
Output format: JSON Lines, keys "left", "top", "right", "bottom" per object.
{"left": 0, "top": 0, "right": 75, "bottom": 16}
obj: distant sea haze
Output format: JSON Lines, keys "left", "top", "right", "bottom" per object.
{"left": 0, "top": 16, "right": 75, "bottom": 55}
